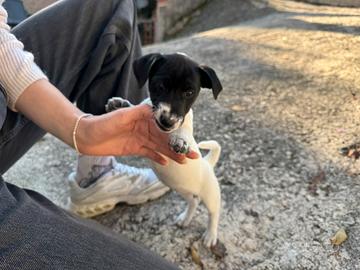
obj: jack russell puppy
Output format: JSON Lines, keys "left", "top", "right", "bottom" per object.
{"left": 106, "top": 53, "right": 222, "bottom": 247}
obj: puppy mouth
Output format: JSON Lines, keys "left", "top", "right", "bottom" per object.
{"left": 155, "top": 118, "right": 174, "bottom": 133}
{"left": 152, "top": 105, "right": 173, "bottom": 132}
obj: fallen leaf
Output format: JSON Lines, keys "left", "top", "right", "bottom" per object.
{"left": 231, "top": 105, "right": 243, "bottom": 112}
{"left": 330, "top": 228, "right": 348, "bottom": 246}
{"left": 352, "top": 150, "right": 360, "bottom": 159}
{"left": 210, "top": 240, "right": 227, "bottom": 260}
{"left": 190, "top": 243, "right": 204, "bottom": 269}
{"left": 339, "top": 142, "right": 360, "bottom": 159}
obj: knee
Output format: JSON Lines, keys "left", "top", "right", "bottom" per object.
{"left": 111, "top": 0, "right": 136, "bottom": 19}
{"left": 109, "top": 0, "right": 137, "bottom": 36}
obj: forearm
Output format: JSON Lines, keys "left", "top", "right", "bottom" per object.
{"left": 14, "top": 79, "right": 197, "bottom": 164}
{"left": 15, "top": 79, "right": 83, "bottom": 147}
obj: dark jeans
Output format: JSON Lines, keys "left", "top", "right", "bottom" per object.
{"left": 0, "top": 0, "right": 178, "bottom": 269}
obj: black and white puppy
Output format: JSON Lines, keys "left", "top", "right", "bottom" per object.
{"left": 106, "top": 53, "right": 223, "bottom": 247}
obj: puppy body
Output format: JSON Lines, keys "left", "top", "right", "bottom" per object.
{"left": 142, "top": 98, "right": 219, "bottom": 197}
{"left": 106, "top": 53, "right": 223, "bottom": 247}
{"left": 150, "top": 108, "right": 221, "bottom": 248}
{"left": 107, "top": 97, "right": 221, "bottom": 247}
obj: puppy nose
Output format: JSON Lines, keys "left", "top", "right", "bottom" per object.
{"left": 160, "top": 115, "right": 176, "bottom": 128}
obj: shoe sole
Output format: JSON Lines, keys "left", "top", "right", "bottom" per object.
{"left": 65, "top": 187, "right": 169, "bottom": 218}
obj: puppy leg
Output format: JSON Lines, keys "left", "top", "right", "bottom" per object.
{"left": 175, "top": 192, "right": 200, "bottom": 227}
{"left": 200, "top": 177, "right": 221, "bottom": 248}
{"left": 168, "top": 110, "right": 194, "bottom": 154}
{"left": 105, "top": 97, "right": 133, "bottom": 112}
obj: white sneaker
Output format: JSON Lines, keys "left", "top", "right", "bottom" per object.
{"left": 65, "top": 162, "right": 169, "bottom": 218}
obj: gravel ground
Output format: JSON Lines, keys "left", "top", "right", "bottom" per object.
{"left": 4, "top": 0, "right": 360, "bottom": 269}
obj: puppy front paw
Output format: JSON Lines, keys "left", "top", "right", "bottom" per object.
{"left": 105, "top": 97, "right": 132, "bottom": 112}
{"left": 202, "top": 230, "right": 217, "bottom": 248}
{"left": 169, "top": 136, "right": 190, "bottom": 154}
{"left": 175, "top": 211, "right": 192, "bottom": 227}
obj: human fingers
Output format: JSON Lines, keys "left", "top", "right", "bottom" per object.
{"left": 139, "top": 146, "right": 169, "bottom": 166}
{"left": 112, "top": 104, "right": 153, "bottom": 127}
{"left": 151, "top": 140, "right": 198, "bottom": 162}
{"left": 146, "top": 122, "right": 199, "bottom": 160}
{"left": 186, "top": 150, "right": 200, "bottom": 159}
{"left": 144, "top": 121, "right": 199, "bottom": 161}
{"left": 154, "top": 144, "right": 187, "bottom": 164}
{"left": 137, "top": 134, "right": 187, "bottom": 164}
{"left": 147, "top": 119, "right": 169, "bottom": 141}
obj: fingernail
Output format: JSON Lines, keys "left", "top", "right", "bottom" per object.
{"left": 192, "top": 152, "right": 200, "bottom": 159}
{"left": 187, "top": 151, "right": 198, "bottom": 159}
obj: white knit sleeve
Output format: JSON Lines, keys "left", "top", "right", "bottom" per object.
{"left": 0, "top": 1, "right": 48, "bottom": 111}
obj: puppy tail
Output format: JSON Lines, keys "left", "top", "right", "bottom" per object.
{"left": 198, "top": 140, "right": 221, "bottom": 167}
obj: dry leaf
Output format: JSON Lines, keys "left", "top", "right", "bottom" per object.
{"left": 210, "top": 240, "right": 227, "bottom": 260}
{"left": 190, "top": 244, "right": 204, "bottom": 269}
{"left": 339, "top": 142, "right": 360, "bottom": 159}
{"left": 330, "top": 228, "right": 348, "bottom": 246}
{"left": 231, "top": 105, "right": 243, "bottom": 112}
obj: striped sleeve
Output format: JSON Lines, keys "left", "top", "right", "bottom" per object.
{"left": 0, "top": 1, "right": 48, "bottom": 111}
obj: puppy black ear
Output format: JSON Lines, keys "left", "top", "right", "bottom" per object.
{"left": 133, "top": 53, "right": 164, "bottom": 88}
{"left": 199, "top": 65, "right": 223, "bottom": 99}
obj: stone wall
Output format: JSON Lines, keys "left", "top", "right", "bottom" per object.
{"left": 155, "top": 0, "right": 208, "bottom": 41}
{"left": 22, "top": 0, "right": 208, "bottom": 43}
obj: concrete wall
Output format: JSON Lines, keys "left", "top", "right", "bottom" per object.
{"left": 298, "top": 0, "right": 360, "bottom": 7}
{"left": 21, "top": 0, "right": 208, "bottom": 43}
{"left": 156, "top": 0, "right": 208, "bottom": 41}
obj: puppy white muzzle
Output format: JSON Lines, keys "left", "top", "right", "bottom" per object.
{"left": 153, "top": 103, "right": 183, "bottom": 133}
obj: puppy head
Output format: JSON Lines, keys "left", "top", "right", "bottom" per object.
{"left": 133, "top": 53, "right": 222, "bottom": 132}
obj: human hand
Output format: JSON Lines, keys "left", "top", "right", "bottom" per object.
{"left": 76, "top": 104, "right": 199, "bottom": 165}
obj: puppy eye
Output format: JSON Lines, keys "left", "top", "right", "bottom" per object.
{"left": 183, "top": 90, "right": 194, "bottom": 98}
{"left": 157, "top": 83, "right": 166, "bottom": 92}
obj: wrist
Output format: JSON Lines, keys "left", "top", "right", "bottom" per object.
{"left": 73, "top": 114, "right": 94, "bottom": 154}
